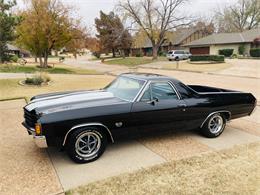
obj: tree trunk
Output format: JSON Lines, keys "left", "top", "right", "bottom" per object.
{"left": 152, "top": 45, "right": 159, "bottom": 60}
{"left": 39, "top": 56, "right": 43, "bottom": 67}
{"left": 34, "top": 56, "right": 37, "bottom": 63}
{"left": 43, "top": 51, "right": 48, "bottom": 68}
{"left": 112, "top": 48, "right": 115, "bottom": 58}
{"left": 121, "top": 49, "right": 125, "bottom": 58}
{"left": 73, "top": 52, "right": 77, "bottom": 59}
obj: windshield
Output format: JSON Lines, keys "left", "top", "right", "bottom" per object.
{"left": 105, "top": 76, "right": 145, "bottom": 101}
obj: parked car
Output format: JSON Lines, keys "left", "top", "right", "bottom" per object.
{"left": 167, "top": 50, "right": 190, "bottom": 61}
{"left": 185, "top": 51, "right": 192, "bottom": 58}
{"left": 22, "top": 73, "right": 257, "bottom": 163}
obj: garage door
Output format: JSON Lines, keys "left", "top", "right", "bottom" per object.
{"left": 190, "top": 47, "right": 210, "bottom": 55}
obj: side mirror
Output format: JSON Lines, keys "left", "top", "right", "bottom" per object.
{"left": 147, "top": 97, "right": 159, "bottom": 105}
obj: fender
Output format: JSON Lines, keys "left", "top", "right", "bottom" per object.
{"left": 200, "top": 110, "right": 231, "bottom": 128}
{"left": 62, "top": 123, "right": 114, "bottom": 146}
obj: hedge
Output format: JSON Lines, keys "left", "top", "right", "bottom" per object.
{"left": 10, "top": 55, "right": 19, "bottom": 62}
{"left": 190, "top": 55, "right": 225, "bottom": 62}
{"left": 238, "top": 45, "right": 245, "bottom": 55}
{"left": 218, "top": 49, "right": 234, "bottom": 57}
{"left": 250, "top": 48, "right": 260, "bottom": 57}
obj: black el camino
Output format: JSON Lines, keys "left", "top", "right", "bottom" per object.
{"left": 22, "top": 73, "right": 257, "bottom": 163}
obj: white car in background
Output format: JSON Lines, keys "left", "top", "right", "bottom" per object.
{"left": 167, "top": 50, "right": 191, "bottom": 61}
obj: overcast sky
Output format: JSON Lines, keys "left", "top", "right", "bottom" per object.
{"left": 16, "top": 0, "right": 238, "bottom": 33}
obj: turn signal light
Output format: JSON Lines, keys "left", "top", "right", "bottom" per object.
{"left": 35, "top": 123, "right": 41, "bottom": 135}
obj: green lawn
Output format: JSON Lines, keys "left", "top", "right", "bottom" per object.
{"left": 0, "top": 64, "right": 99, "bottom": 75}
{"left": 104, "top": 57, "right": 166, "bottom": 66}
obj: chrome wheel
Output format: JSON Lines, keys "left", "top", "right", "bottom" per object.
{"left": 75, "top": 131, "right": 101, "bottom": 158}
{"left": 208, "top": 114, "right": 224, "bottom": 134}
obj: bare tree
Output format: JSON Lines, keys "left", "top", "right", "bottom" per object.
{"left": 215, "top": 0, "right": 260, "bottom": 32}
{"left": 118, "top": 0, "right": 191, "bottom": 60}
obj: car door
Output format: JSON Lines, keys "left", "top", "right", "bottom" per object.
{"left": 181, "top": 51, "right": 186, "bottom": 59}
{"left": 130, "top": 81, "right": 187, "bottom": 135}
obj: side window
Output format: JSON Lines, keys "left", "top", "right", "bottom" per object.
{"left": 140, "top": 86, "right": 151, "bottom": 102}
{"left": 151, "top": 82, "right": 178, "bottom": 100}
{"left": 175, "top": 82, "right": 192, "bottom": 99}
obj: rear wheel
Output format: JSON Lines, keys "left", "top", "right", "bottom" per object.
{"left": 200, "top": 113, "right": 226, "bottom": 138}
{"left": 66, "top": 127, "right": 107, "bottom": 163}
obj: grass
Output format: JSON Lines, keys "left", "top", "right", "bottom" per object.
{"left": 104, "top": 57, "right": 167, "bottom": 67}
{"left": 0, "top": 64, "right": 99, "bottom": 75}
{"left": 66, "top": 141, "right": 260, "bottom": 195}
{"left": 161, "top": 61, "right": 232, "bottom": 72}
{"left": 104, "top": 57, "right": 153, "bottom": 66}
{"left": 0, "top": 75, "right": 114, "bottom": 100}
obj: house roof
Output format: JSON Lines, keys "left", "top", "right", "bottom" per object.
{"left": 7, "top": 44, "right": 20, "bottom": 51}
{"left": 164, "top": 27, "right": 199, "bottom": 46}
{"left": 6, "top": 43, "right": 30, "bottom": 55}
{"left": 184, "top": 28, "right": 260, "bottom": 47}
{"left": 132, "top": 27, "right": 202, "bottom": 48}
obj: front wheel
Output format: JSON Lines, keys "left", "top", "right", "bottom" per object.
{"left": 200, "top": 113, "right": 226, "bottom": 138}
{"left": 66, "top": 127, "right": 107, "bottom": 163}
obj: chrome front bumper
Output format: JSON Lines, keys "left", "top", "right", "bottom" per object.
{"left": 33, "top": 135, "right": 48, "bottom": 148}
{"left": 22, "top": 122, "right": 48, "bottom": 148}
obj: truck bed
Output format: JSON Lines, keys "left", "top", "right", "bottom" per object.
{"left": 187, "top": 85, "right": 238, "bottom": 93}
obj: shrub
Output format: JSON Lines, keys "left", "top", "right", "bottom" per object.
{"left": 218, "top": 49, "right": 234, "bottom": 57}
{"left": 250, "top": 48, "right": 260, "bottom": 57}
{"left": 10, "top": 55, "right": 19, "bottom": 62}
{"left": 93, "top": 52, "right": 101, "bottom": 59}
{"left": 158, "top": 51, "right": 166, "bottom": 57}
{"left": 238, "top": 45, "right": 245, "bottom": 55}
{"left": 135, "top": 53, "right": 143, "bottom": 57}
{"left": 190, "top": 55, "right": 225, "bottom": 62}
{"left": 231, "top": 54, "right": 238, "bottom": 59}
{"left": 25, "top": 72, "right": 51, "bottom": 85}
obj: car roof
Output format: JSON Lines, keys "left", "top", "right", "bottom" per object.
{"left": 120, "top": 73, "right": 180, "bottom": 83}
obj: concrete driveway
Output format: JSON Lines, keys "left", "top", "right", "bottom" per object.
{"left": 0, "top": 99, "right": 63, "bottom": 195}
{"left": 217, "top": 59, "right": 260, "bottom": 78}
{"left": 1, "top": 70, "right": 260, "bottom": 194}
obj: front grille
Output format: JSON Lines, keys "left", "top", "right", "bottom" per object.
{"left": 24, "top": 108, "right": 38, "bottom": 128}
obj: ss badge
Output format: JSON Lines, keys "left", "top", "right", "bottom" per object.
{"left": 115, "top": 122, "right": 123, "bottom": 127}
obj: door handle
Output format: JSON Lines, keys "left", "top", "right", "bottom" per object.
{"left": 178, "top": 104, "right": 187, "bottom": 111}
{"left": 178, "top": 104, "right": 187, "bottom": 108}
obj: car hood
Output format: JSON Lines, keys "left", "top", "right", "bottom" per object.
{"left": 24, "top": 90, "right": 127, "bottom": 114}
